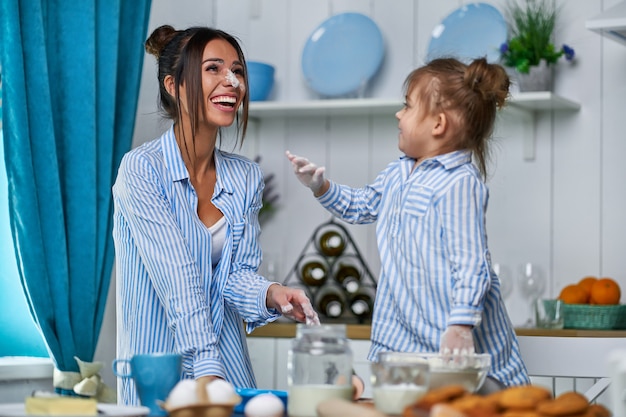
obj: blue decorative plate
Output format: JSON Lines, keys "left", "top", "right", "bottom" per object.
{"left": 427, "top": 3, "right": 507, "bottom": 64}
{"left": 301, "top": 12, "right": 385, "bottom": 98}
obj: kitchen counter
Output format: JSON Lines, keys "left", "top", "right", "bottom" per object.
{"left": 515, "top": 327, "right": 626, "bottom": 337}
{"left": 248, "top": 322, "right": 371, "bottom": 339}
{"left": 248, "top": 322, "right": 626, "bottom": 340}
{"left": 246, "top": 322, "right": 623, "bottom": 407}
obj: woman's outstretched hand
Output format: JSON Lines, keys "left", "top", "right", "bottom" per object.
{"left": 285, "top": 151, "right": 328, "bottom": 197}
{"left": 267, "top": 283, "right": 320, "bottom": 325}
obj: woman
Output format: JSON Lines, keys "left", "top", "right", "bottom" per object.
{"left": 112, "top": 25, "right": 319, "bottom": 405}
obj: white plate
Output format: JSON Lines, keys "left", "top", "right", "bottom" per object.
{"left": 427, "top": 2, "right": 507, "bottom": 64}
{"left": 301, "top": 12, "right": 385, "bottom": 97}
{"left": 0, "top": 403, "right": 150, "bottom": 417}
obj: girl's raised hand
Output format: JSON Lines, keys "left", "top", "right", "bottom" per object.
{"left": 285, "top": 150, "right": 327, "bottom": 196}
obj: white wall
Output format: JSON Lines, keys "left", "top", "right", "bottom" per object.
{"left": 96, "top": 0, "right": 626, "bottom": 390}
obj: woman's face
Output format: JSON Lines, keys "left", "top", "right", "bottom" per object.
{"left": 179, "top": 38, "right": 246, "bottom": 128}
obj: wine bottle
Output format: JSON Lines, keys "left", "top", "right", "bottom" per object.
{"left": 334, "top": 262, "right": 361, "bottom": 294}
{"left": 318, "top": 229, "right": 346, "bottom": 257}
{"left": 349, "top": 288, "right": 375, "bottom": 320}
{"left": 298, "top": 256, "right": 329, "bottom": 287}
{"left": 316, "top": 286, "right": 347, "bottom": 319}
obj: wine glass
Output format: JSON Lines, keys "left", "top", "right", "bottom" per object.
{"left": 518, "top": 263, "right": 546, "bottom": 327}
{"left": 493, "top": 263, "right": 513, "bottom": 299}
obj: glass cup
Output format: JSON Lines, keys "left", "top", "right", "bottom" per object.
{"left": 371, "top": 352, "right": 430, "bottom": 416}
{"left": 287, "top": 324, "right": 353, "bottom": 417}
{"left": 534, "top": 299, "right": 564, "bottom": 329}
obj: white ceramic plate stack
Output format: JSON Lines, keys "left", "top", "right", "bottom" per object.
{"left": 301, "top": 12, "right": 385, "bottom": 98}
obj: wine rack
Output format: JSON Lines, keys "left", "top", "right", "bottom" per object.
{"left": 282, "top": 218, "right": 377, "bottom": 324}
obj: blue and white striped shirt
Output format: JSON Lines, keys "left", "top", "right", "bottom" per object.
{"left": 112, "top": 126, "right": 279, "bottom": 405}
{"left": 318, "top": 150, "right": 530, "bottom": 386}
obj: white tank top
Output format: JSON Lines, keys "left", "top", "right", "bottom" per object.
{"left": 208, "top": 216, "right": 226, "bottom": 268}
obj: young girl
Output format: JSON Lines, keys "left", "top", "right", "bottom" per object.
{"left": 287, "top": 57, "right": 530, "bottom": 391}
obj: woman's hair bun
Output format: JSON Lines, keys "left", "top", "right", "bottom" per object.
{"left": 145, "top": 25, "right": 178, "bottom": 58}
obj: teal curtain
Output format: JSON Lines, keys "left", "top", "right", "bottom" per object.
{"left": 1, "top": 76, "right": 49, "bottom": 358}
{"left": 0, "top": 128, "right": 49, "bottom": 358}
{"left": 0, "top": 0, "right": 151, "bottom": 392}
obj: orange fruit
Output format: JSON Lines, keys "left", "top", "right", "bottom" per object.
{"left": 577, "top": 276, "right": 598, "bottom": 298}
{"left": 558, "top": 284, "right": 589, "bottom": 304}
{"left": 590, "top": 277, "right": 621, "bottom": 305}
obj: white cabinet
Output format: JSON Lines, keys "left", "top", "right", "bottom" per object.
{"left": 246, "top": 337, "right": 289, "bottom": 391}
{"left": 0, "top": 357, "right": 54, "bottom": 403}
{"left": 246, "top": 337, "right": 277, "bottom": 390}
{"left": 351, "top": 340, "right": 373, "bottom": 399}
{"left": 275, "top": 338, "right": 290, "bottom": 392}
{"left": 516, "top": 329, "right": 625, "bottom": 407}
{"left": 247, "top": 337, "right": 373, "bottom": 398}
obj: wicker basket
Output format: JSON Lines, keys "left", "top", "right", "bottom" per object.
{"left": 559, "top": 302, "right": 626, "bottom": 330}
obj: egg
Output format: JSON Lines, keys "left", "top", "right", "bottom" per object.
{"left": 166, "top": 379, "right": 198, "bottom": 408}
{"left": 244, "top": 393, "right": 285, "bottom": 417}
{"left": 206, "top": 379, "right": 236, "bottom": 404}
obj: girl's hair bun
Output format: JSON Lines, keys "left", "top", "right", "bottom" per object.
{"left": 466, "top": 58, "right": 510, "bottom": 110}
{"left": 145, "top": 25, "right": 178, "bottom": 58}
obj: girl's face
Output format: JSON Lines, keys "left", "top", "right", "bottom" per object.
{"left": 395, "top": 83, "right": 440, "bottom": 161}
{"left": 179, "top": 38, "right": 246, "bottom": 128}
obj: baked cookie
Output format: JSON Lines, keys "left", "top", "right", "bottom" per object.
{"left": 584, "top": 403, "right": 612, "bottom": 417}
{"left": 501, "top": 411, "right": 542, "bottom": 417}
{"left": 449, "top": 394, "right": 499, "bottom": 414}
{"left": 411, "top": 385, "right": 467, "bottom": 411}
{"left": 498, "top": 385, "right": 552, "bottom": 410}
{"left": 483, "top": 390, "right": 505, "bottom": 411}
{"left": 429, "top": 403, "right": 471, "bottom": 417}
{"left": 536, "top": 391, "right": 589, "bottom": 416}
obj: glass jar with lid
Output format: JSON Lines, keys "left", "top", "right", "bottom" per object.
{"left": 287, "top": 324, "right": 353, "bottom": 417}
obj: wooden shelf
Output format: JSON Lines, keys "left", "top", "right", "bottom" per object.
{"left": 248, "top": 93, "right": 580, "bottom": 118}
{"left": 508, "top": 91, "right": 581, "bottom": 111}
{"left": 586, "top": 1, "right": 626, "bottom": 47}
{"left": 248, "top": 94, "right": 580, "bottom": 162}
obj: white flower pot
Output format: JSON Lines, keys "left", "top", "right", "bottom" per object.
{"left": 515, "top": 61, "right": 554, "bottom": 92}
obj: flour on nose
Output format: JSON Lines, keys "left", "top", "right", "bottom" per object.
{"left": 225, "top": 69, "right": 240, "bottom": 88}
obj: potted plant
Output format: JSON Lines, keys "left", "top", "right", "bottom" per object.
{"left": 499, "top": 0, "right": 575, "bottom": 91}
{"left": 254, "top": 156, "right": 280, "bottom": 224}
